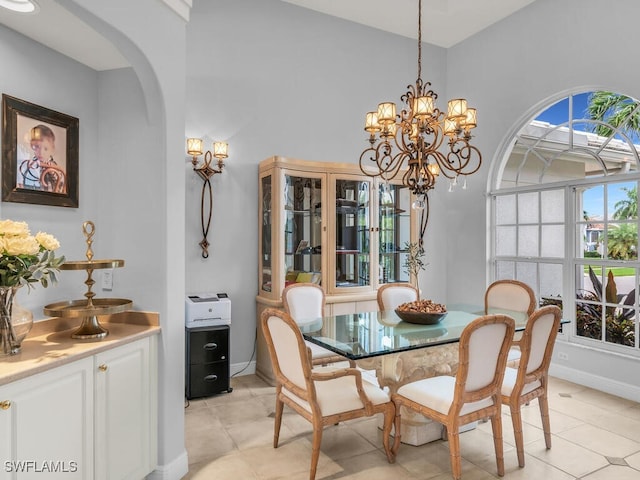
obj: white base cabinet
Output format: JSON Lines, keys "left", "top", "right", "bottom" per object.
{"left": 0, "top": 357, "right": 94, "bottom": 479}
{"left": 0, "top": 336, "right": 157, "bottom": 480}
{"left": 95, "top": 337, "right": 157, "bottom": 480}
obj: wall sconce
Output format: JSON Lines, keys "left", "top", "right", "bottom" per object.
{"left": 187, "top": 137, "right": 228, "bottom": 258}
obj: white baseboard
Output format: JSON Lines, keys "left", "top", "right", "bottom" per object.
{"left": 550, "top": 363, "right": 640, "bottom": 403}
{"left": 231, "top": 360, "right": 256, "bottom": 377}
{"left": 147, "top": 450, "right": 189, "bottom": 480}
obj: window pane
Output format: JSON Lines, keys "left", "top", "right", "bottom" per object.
{"left": 540, "top": 263, "right": 563, "bottom": 299}
{"left": 606, "top": 222, "right": 638, "bottom": 260}
{"left": 496, "top": 260, "right": 515, "bottom": 279}
{"left": 496, "top": 195, "right": 516, "bottom": 225}
{"left": 496, "top": 226, "right": 516, "bottom": 256}
{"left": 581, "top": 185, "right": 604, "bottom": 220}
{"left": 518, "top": 225, "right": 539, "bottom": 256}
{"left": 518, "top": 192, "right": 539, "bottom": 223}
{"left": 608, "top": 182, "right": 637, "bottom": 220}
{"left": 541, "top": 189, "right": 564, "bottom": 223}
{"left": 516, "top": 262, "right": 537, "bottom": 296}
{"left": 541, "top": 225, "right": 564, "bottom": 257}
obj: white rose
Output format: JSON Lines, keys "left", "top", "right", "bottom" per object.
{"left": 35, "top": 232, "right": 60, "bottom": 251}
{"left": 4, "top": 236, "right": 40, "bottom": 256}
{"left": 0, "top": 220, "right": 30, "bottom": 237}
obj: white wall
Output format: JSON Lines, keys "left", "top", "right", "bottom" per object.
{"left": 445, "top": 0, "right": 640, "bottom": 397}
{"left": 1, "top": 0, "right": 189, "bottom": 477}
{"left": 184, "top": 0, "right": 448, "bottom": 369}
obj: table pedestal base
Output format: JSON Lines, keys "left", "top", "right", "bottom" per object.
{"left": 358, "top": 342, "right": 464, "bottom": 446}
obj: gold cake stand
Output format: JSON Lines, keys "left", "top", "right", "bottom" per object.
{"left": 44, "top": 221, "right": 132, "bottom": 339}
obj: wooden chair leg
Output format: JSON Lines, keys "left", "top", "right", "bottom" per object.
{"left": 539, "top": 394, "right": 552, "bottom": 450}
{"left": 273, "top": 396, "right": 284, "bottom": 448}
{"left": 445, "top": 423, "right": 462, "bottom": 480}
{"left": 391, "top": 407, "right": 402, "bottom": 456}
{"left": 382, "top": 404, "right": 395, "bottom": 463}
{"left": 490, "top": 413, "right": 506, "bottom": 476}
{"left": 509, "top": 404, "right": 525, "bottom": 467}
{"left": 309, "top": 418, "right": 323, "bottom": 480}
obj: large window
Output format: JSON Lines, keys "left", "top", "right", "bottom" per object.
{"left": 492, "top": 91, "right": 640, "bottom": 355}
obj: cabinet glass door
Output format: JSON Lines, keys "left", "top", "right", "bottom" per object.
{"left": 378, "top": 181, "right": 412, "bottom": 284}
{"left": 334, "top": 178, "right": 371, "bottom": 288}
{"left": 260, "top": 174, "right": 272, "bottom": 293}
{"left": 284, "top": 173, "right": 323, "bottom": 286}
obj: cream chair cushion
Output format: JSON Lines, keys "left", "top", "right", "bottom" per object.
{"left": 282, "top": 366, "right": 390, "bottom": 416}
{"left": 397, "top": 375, "right": 494, "bottom": 416}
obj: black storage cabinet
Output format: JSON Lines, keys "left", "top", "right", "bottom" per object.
{"left": 185, "top": 325, "right": 232, "bottom": 399}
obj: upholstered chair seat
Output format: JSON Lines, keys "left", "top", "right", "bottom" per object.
{"left": 392, "top": 314, "right": 515, "bottom": 480}
{"left": 501, "top": 305, "right": 562, "bottom": 468}
{"left": 261, "top": 308, "right": 396, "bottom": 480}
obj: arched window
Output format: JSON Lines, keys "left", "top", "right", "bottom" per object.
{"left": 491, "top": 91, "right": 640, "bottom": 355}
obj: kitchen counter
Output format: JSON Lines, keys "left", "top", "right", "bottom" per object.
{"left": 0, "top": 311, "right": 160, "bottom": 385}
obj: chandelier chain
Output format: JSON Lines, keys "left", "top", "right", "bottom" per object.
{"left": 417, "top": 0, "right": 422, "bottom": 82}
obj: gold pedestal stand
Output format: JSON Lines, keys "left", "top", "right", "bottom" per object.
{"left": 44, "top": 221, "right": 132, "bottom": 339}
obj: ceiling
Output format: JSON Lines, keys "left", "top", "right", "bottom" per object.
{"left": 0, "top": 0, "right": 536, "bottom": 71}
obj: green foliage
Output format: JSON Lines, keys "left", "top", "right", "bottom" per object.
{"left": 402, "top": 242, "right": 426, "bottom": 298}
{"left": 607, "top": 223, "right": 637, "bottom": 260}
{"left": 0, "top": 249, "right": 65, "bottom": 290}
{"left": 583, "top": 251, "right": 602, "bottom": 258}
{"left": 587, "top": 91, "right": 640, "bottom": 139}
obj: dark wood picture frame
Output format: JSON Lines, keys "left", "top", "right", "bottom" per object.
{"left": 2, "top": 94, "right": 79, "bottom": 207}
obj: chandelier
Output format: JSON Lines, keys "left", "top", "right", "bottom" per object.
{"left": 359, "top": 0, "right": 482, "bottom": 209}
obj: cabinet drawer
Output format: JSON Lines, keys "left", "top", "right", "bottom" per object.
{"left": 188, "top": 362, "right": 229, "bottom": 398}
{"left": 187, "top": 327, "right": 229, "bottom": 364}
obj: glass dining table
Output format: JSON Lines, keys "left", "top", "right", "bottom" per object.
{"left": 301, "top": 304, "right": 529, "bottom": 362}
{"left": 300, "top": 304, "right": 533, "bottom": 446}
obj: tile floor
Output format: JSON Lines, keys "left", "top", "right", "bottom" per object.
{"left": 184, "top": 374, "right": 640, "bottom": 479}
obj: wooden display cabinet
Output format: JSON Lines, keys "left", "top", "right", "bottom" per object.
{"left": 256, "top": 156, "right": 418, "bottom": 384}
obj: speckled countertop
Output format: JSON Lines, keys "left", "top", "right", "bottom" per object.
{"left": 0, "top": 311, "right": 160, "bottom": 386}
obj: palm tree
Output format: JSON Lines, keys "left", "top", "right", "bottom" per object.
{"left": 607, "top": 223, "right": 638, "bottom": 260}
{"left": 613, "top": 186, "right": 638, "bottom": 220}
{"left": 586, "top": 91, "right": 640, "bottom": 139}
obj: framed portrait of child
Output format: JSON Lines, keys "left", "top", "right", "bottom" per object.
{"left": 1, "top": 94, "right": 79, "bottom": 207}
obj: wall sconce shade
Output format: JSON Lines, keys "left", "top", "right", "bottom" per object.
{"left": 187, "top": 138, "right": 228, "bottom": 258}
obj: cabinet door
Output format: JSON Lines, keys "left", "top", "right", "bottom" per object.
{"left": 282, "top": 171, "right": 325, "bottom": 289}
{"left": 0, "top": 357, "right": 93, "bottom": 480}
{"left": 259, "top": 171, "right": 274, "bottom": 297}
{"left": 94, "top": 337, "right": 157, "bottom": 480}
{"left": 329, "top": 174, "right": 374, "bottom": 293}
{"left": 377, "top": 181, "right": 413, "bottom": 285}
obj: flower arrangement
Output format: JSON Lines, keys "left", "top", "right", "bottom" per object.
{"left": 0, "top": 219, "right": 65, "bottom": 289}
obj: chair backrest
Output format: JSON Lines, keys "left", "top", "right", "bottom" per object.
{"left": 455, "top": 314, "right": 515, "bottom": 406}
{"left": 517, "top": 305, "right": 562, "bottom": 379}
{"left": 260, "top": 307, "right": 311, "bottom": 396}
{"left": 485, "top": 280, "right": 536, "bottom": 316}
{"left": 282, "top": 283, "right": 325, "bottom": 324}
{"left": 377, "top": 283, "right": 419, "bottom": 311}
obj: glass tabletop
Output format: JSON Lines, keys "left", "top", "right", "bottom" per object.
{"left": 301, "top": 304, "right": 531, "bottom": 360}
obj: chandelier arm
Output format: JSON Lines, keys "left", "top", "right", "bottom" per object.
{"left": 445, "top": 141, "right": 483, "bottom": 176}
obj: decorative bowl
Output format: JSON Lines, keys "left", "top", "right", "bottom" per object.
{"left": 394, "top": 308, "right": 447, "bottom": 325}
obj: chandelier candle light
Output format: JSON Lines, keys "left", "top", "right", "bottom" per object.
{"left": 359, "top": 0, "right": 482, "bottom": 241}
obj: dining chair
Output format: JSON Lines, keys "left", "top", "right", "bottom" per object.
{"left": 283, "top": 282, "right": 354, "bottom": 367}
{"left": 391, "top": 314, "right": 515, "bottom": 480}
{"left": 377, "top": 282, "right": 419, "bottom": 311}
{"left": 501, "top": 305, "right": 562, "bottom": 468}
{"left": 260, "top": 308, "right": 396, "bottom": 480}
{"left": 485, "top": 279, "right": 536, "bottom": 364}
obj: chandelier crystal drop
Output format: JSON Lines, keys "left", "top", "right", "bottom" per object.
{"left": 359, "top": 0, "right": 482, "bottom": 201}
